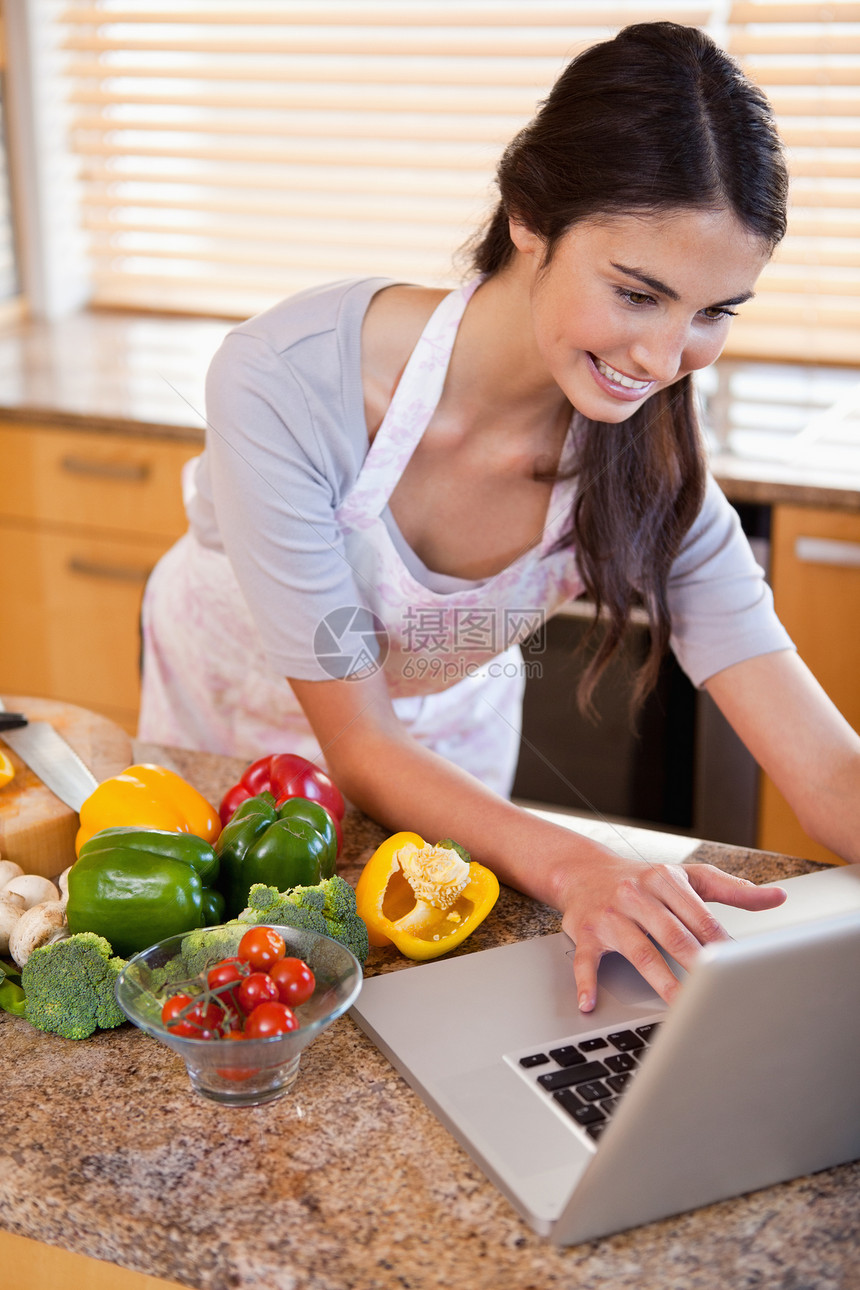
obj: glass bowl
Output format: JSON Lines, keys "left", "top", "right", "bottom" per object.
{"left": 115, "top": 923, "right": 363, "bottom": 1106}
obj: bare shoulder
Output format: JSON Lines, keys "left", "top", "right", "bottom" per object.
{"left": 362, "top": 284, "right": 449, "bottom": 414}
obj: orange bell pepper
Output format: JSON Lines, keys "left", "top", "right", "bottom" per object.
{"left": 75, "top": 764, "right": 220, "bottom": 854}
{"left": 355, "top": 831, "right": 499, "bottom": 960}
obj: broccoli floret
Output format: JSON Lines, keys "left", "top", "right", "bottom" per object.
{"left": 22, "top": 933, "right": 127, "bottom": 1040}
{"left": 239, "top": 875, "right": 369, "bottom": 965}
{"left": 178, "top": 922, "right": 246, "bottom": 979}
{"left": 146, "top": 952, "right": 191, "bottom": 994}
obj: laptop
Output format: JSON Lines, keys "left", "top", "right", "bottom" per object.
{"left": 349, "top": 862, "right": 860, "bottom": 1244}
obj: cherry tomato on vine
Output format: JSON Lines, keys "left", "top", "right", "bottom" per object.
{"left": 161, "top": 993, "right": 195, "bottom": 1035}
{"left": 244, "top": 1001, "right": 299, "bottom": 1039}
{"left": 269, "top": 957, "right": 315, "bottom": 1007}
{"left": 186, "top": 999, "right": 225, "bottom": 1036}
{"left": 238, "top": 926, "right": 287, "bottom": 971}
{"left": 207, "top": 955, "right": 245, "bottom": 997}
{"left": 237, "top": 971, "right": 280, "bottom": 1015}
{"left": 161, "top": 994, "right": 224, "bottom": 1037}
{"left": 206, "top": 957, "right": 246, "bottom": 1012}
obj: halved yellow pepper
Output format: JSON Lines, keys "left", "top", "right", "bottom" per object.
{"left": 75, "top": 764, "right": 221, "bottom": 854}
{"left": 355, "top": 831, "right": 499, "bottom": 960}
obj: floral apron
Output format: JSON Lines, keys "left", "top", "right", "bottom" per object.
{"left": 139, "top": 280, "right": 586, "bottom": 796}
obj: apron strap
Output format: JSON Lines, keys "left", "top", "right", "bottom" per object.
{"left": 540, "top": 413, "right": 578, "bottom": 554}
{"left": 336, "top": 277, "right": 482, "bottom": 530}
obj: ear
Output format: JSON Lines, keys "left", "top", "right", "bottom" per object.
{"left": 508, "top": 217, "right": 544, "bottom": 257}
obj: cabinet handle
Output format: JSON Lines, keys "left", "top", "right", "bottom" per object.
{"left": 60, "top": 455, "right": 150, "bottom": 482}
{"left": 67, "top": 556, "right": 153, "bottom": 584}
{"left": 795, "top": 536, "right": 860, "bottom": 569}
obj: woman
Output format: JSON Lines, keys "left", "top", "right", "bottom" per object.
{"left": 140, "top": 23, "right": 860, "bottom": 1009}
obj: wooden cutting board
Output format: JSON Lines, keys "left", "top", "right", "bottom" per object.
{"left": 0, "top": 695, "right": 133, "bottom": 880}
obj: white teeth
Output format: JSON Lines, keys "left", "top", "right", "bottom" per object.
{"left": 595, "top": 357, "right": 651, "bottom": 390}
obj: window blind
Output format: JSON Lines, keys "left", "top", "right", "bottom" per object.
{"left": 727, "top": 1, "right": 860, "bottom": 363}
{"left": 57, "top": 2, "right": 860, "bottom": 365}
{"left": 0, "top": 12, "right": 19, "bottom": 303}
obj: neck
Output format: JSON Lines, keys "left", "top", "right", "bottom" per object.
{"left": 443, "top": 260, "right": 570, "bottom": 433}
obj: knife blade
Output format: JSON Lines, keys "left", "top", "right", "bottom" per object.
{"left": 0, "top": 698, "right": 99, "bottom": 812}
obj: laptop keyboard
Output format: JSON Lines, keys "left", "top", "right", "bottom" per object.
{"left": 506, "top": 1016, "right": 664, "bottom": 1144}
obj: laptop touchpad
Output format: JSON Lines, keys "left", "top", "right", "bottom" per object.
{"left": 595, "top": 952, "right": 664, "bottom": 1005}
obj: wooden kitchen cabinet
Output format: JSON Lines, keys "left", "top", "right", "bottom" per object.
{"left": 0, "top": 422, "right": 199, "bottom": 731}
{"left": 759, "top": 503, "right": 860, "bottom": 863}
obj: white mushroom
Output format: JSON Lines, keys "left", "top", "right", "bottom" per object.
{"left": 0, "top": 894, "right": 23, "bottom": 955}
{"left": 0, "top": 859, "right": 25, "bottom": 892}
{"left": 9, "top": 901, "right": 68, "bottom": 968}
{"left": 4, "top": 874, "right": 61, "bottom": 910}
{"left": 57, "top": 866, "right": 73, "bottom": 905}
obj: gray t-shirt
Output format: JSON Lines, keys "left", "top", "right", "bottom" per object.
{"left": 187, "top": 276, "right": 794, "bottom": 687}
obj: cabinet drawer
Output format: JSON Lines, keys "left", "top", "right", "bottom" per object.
{"left": 758, "top": 504, "right": 860, "bottom": 864}
{"left": 0, "top": 521, "right": 171, "bottom": 725}
{"left": 769, "top": 505, "right": 860, "bottom": 725}
{"left": 0, "top": 423, "right": 199, "bottom": 538}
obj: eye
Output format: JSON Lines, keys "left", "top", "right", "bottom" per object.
{"left": 700, "top": 305, "right": 738, "bottom": 321}
{"left": 615, "top": 287, "right": 655, "bottom": 307}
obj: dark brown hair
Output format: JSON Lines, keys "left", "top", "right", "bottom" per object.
{"left": 470, "top": 22, "right": 788, "bottom": 713}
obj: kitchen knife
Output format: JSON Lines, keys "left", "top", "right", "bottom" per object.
{"left": 0, "top": 697, "right": 99, "bottom": 813}
{"left": 0, "top": 712, "right": 28, "bottom": 731}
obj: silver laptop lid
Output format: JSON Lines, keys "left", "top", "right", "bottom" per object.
{"left": 555, "top": 907, "right": 860, "bottom": 1243}
{"left": 351, "top": 866, "right": 860, "bottom": 1242}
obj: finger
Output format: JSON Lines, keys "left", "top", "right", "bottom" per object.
{"left": 605, "top": 922, "right": 684, "bottom": 1005}
{"left": 611, "top": 886, "right": 716, "bottom": 975}
{"left": 683, "top": 864, "right": 787, "bottom": 911}
{"left": 596, "top": 865, "right": 727, "bottom": 962}
{"left": 570, "top": 935, "right": 602, "bottom": 1013}
{"left": 572, "top": 921, "right": 683, "bottom": 1010}
{"left": 637, "top": 865, "right": 731, "bottom": 953}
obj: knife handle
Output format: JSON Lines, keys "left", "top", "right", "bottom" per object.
{"left": 0, "top": 712, "right": 28, "bottom": 730}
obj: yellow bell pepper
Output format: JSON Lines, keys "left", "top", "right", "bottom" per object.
{"left": 355, "top": 831, "right": 499, "bottom": 960}
{"left": 0, "top": 749, "right": 15, "bottom": 788}
{"left": 75, "top": 764, "right": 221, "bottom": 854}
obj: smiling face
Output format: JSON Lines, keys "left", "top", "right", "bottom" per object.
{"left": 509, "top": 208, "right": 771, "bottom": 423}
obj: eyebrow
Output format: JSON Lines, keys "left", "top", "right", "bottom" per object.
{"left": 610, "top": 261, "right": 755, "bottom": 308}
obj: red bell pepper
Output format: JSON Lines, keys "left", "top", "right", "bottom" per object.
{"left": 219, "top": 753, "right": 345, "bottom": 851}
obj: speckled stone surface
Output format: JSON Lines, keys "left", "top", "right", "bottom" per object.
{"left": 1, "top": 744, "right": 856, "bottom": 1290}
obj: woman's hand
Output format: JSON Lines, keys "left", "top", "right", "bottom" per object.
{"left": 288, "top": 669, "right": 791, "bottom": 1012}
{"left": 557, "top": 855, "right": 787, "bottom": 1012}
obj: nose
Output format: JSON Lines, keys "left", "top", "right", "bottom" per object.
{"left": 628, "top": 321, "right": 689, "bottom": 384}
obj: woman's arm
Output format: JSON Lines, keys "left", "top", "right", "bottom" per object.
{"left": 704, "top": 648, "right": 860, "bottom": 863}
{"left": 289, "top": 670, "right": 786, "bottom": 1011}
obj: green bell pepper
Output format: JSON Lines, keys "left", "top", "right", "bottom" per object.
{"left": 215, "top": 792, "right": 336, "bottom": 919}
{"left": 0, "top": 962, "right": 26, "bottom": 1017}
{"left": 67, "top": 826, "right": 222, "bottom": 958}
{"left": 201, "top": 887, "right": 226, "bottom": 926}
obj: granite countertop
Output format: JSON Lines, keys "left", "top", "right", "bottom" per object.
{"left": 1, "top": 744, "right": 856, "bottom": 1290}
{"left": 708, "top": 447, "right": 860, "bottom": 511}
{"left": 0, "top": 309, "right": 229, "bottom": 440}
{"left": 0, "top": 308, "right": 858, "bottom": 509}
